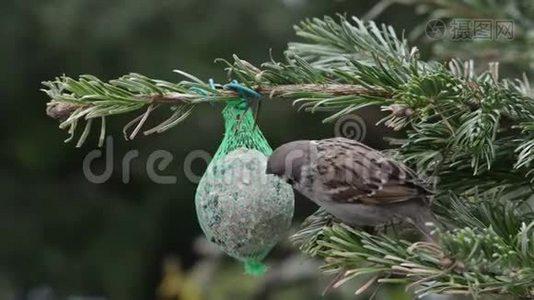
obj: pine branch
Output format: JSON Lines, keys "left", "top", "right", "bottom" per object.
{"left": 220, "top": 18, "right": 534, "bottom": 189}
{"left": 43, "top": 15, "right": 534, "bottom": 196}
{"left": 293, "top": 204, "right": 534, "bottom": 298}
{"left": 43, "top": 72, "right": 383, "bottom": 146}
{"left": 382, "top": 0, "right": 534, "bottom": 76}
{"left": 42, "top": 15, "right": 534, "bottom": 298}
{"left": 287, "top": 15, "right": 417, "bottom": 71}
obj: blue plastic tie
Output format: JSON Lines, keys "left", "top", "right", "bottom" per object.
{"left": 223, "top": 80, "right": 262, "bottom": 110}
{"left": 224, "top": 80, "right": 262, "bottom": 99}
{"left": 208, "top": 78, "right": 216, "bottom": 90}
{"left": 189, "top": 79, "right": 262, "bottom": 109}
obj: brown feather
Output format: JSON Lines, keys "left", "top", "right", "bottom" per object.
{"left": 315, "top": 138, "right": 431, "bottom": 206}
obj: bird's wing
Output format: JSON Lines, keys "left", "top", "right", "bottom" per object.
{"left": 315, "top": 138, "right": 431, "bottom": 206}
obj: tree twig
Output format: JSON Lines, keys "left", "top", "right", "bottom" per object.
{"left": 46, "top": 84, "right": 388, "bottom": 120}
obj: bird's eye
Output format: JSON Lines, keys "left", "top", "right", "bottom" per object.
{"left": 286, "top": 177, "right": 295, "bottom": 185}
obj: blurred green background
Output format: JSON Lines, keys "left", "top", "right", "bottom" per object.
{"left": 0, "top": 1, "right": 428, "bottom": 299}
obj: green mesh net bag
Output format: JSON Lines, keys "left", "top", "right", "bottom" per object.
{"left": 195, "top": 100, "right": 295, "bottom": 276}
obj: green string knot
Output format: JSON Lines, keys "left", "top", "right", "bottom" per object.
{"left": 244, "top": 259, "right": 267, "bottom": 277}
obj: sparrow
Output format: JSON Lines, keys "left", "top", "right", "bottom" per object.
{"left": 266, "top": 137, "right": 435, "bottom": 240}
